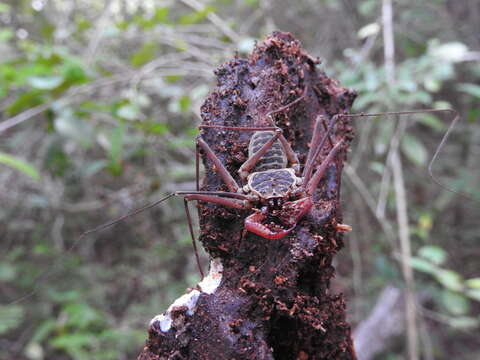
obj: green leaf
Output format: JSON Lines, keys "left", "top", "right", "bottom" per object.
{"left": 418, "top": 213, "right": 433, "bottom": 231}
{"left": 0, "top": 263, "right": 16, "bottom": 281}
{"left": 466, "top": 278, "right": 480, "bottom": 289}
{"left": 418, "top": 114, "right": 445, "bottom": 132}
{"left": 106, "top": 122, "right": 126, "bottom": 176}
{"left": 0, "top": 152, "right": 40, "bottom": 180}
{"left": 54, "top": 108, "right": 94, "bottom": 147}
{"left": 430, "top": 42, "right": 469, "bottom": 62}
{"left": 63, "top": 302, "right": 104, "bottom": 328}
{"left": 423, "top": 78, "right": 440, "bottom": 92}
{"left": 244, "top": 0, "right": 259, "bottom": 7}
{"left": 401, "top": 134, "right": 428, "bottom": 166}
{"left": 434, "top": 269, "right": 464, "bottom": 292}
{"left": 418, "top": 245, "right": 447, "bottom": 265}
{"left": 466, "top": 289, "right": 480, "bottom": 302}
{"left": 44, "top": 143, "right": 71, "bottom": 177}
{"left": 441, "top": 290, "right": 469, "bottom": 315}
{"left": 178, "top": 6, "right": 215, "bottom": 25}
{"left": 153, "top": 7, "right": 170, "bottom": 23}
{"left": 448, "top": 316, "right": 479, "bottom": 329}
{"left": 83, "top": 160, "right": 108, "bottom": 177}
{"left": 133, "top": 7, "right": 172, "bottom": 29}
{"left": 116, "top": 104, "right": 139, "bottom": 120}
{"left": 358, "top": 0, "right": 377, "bottom": 16}
{"left": 130, "top": 42, "right": 157, "bottom": 67}
{"left": 28, "top": 75, "right": 64, "bottom": 90}
{"left": 409, "top": 257, "right": 437, "bottom": 274}
{"left": 0, "top": 28, "right": 13, "bottom": 42}
{"left": 164, "top": 75, "right": 183, "bottom": 83}
{"left": 30, "top": 319, "right": 56, "bottom": 344}
{"left": 50, "top": 332, "right": 96, "bottom": 359}
{"left": 457, "top": 83, "right": 480, "bottom": 99}
{"left": 134, "top": 121, "right": 168, "bottom": 135}
{"left": 0, "top": 305, "right": 25, "bottom": 334}
{"left": 0, "top": 3, "right": 10, "bottom": 13}
{"left": 6, "top": 91, "right": 45, "bottom": 115}
{"left": 178, "top": 95, "right": 191, "bottom": 112}
{"left": 62, "top": 62, "right": 88, "bottom": 85}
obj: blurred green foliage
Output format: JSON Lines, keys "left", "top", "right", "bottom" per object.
{"left": 0, "top": 0, "right": 479, "bottom": 359}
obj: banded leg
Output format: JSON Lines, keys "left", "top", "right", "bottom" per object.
{"left": 312, "top": 86, "right": 335, "bottom": 148}
{"left": 305, "top": 138, "right": 345, "bottom": 196}
{"left": 303, "top": 115, "right": 339, "bottom": 184}
{"left": 197, "top": 137, "right": 241, "bottom": 193}
{"left": 303, "top": 115, "right": 325, "bottom": 178}
{"left": 277, "top": 133, "right": 301, "bottom": 175}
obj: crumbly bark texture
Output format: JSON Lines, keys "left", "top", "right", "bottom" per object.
{"left": 137, "top": 31, "right": 357, "bottom": 360}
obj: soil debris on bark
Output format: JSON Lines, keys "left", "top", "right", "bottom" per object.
{"left": 137, "top": 31, "right": 357, "bottom": 360}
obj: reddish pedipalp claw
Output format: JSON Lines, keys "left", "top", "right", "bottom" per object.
{"left": 244, "top": 212, "right": 294, "bottom": 240}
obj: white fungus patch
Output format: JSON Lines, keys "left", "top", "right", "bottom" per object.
{"left": 149, "top": 258, "right": 223, "bottom": 333}
{"left": 149, "top": 290, "right": 201, "bottom": 332}
{"left": 198, "top": 257, "right": 223, "bottom": 294}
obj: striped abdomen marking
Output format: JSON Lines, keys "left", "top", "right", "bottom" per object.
{"left": 248, "top": 169, "right": 296, "bottom": 199}
{"left": 248, "top": 131, "right": 287, "bottom": 172}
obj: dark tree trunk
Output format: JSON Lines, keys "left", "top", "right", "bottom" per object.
{"left": 138, "top": 31, "right": 357, "bottom": 360}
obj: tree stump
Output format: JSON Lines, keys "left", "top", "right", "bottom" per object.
{"left": 137, "top": 31, "right": 357, "bottom": 360}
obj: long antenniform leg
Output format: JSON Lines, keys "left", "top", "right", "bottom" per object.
{"left": 79, "top": 190, "right": 252, "bottom": 276}
{"left": 344, "top": 109, "right": 467, "bottom": 200}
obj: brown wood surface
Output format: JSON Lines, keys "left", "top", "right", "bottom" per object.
{"left": 137, "top": 31, "right": 358, "bottom": 360}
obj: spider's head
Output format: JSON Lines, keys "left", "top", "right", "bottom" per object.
{"left": 265, "top": 197, "right": 285, "bottom": 211}
{"left": 247, "top": 169, "right": 299, "bottom": 202}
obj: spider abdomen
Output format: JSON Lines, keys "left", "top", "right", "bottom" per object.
{"left": 249, "top": 131, "right": 287, "bottom": 172}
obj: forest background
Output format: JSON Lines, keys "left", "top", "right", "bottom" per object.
{"left": 0, "top": 0, "right": 479, "bottom": 359}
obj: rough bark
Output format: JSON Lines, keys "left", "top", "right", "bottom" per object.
{"left": 137, "top": 31, "right": 357, "bottom": 360}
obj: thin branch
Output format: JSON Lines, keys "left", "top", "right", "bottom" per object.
{"left": 0, "top": 76, "right": 129, "bottom": 134}
{"left": 382, "top": 1, "right": 418, "bottom": 359}
{"left": 391, "top": 124, "right": 419, "bottom": 360}
{"left": 180, "top": 0, "right": 241, "bottom": 44}
{"left": 84, "top": 0, "right": 114, "bottom": 64}
{"left": 345, "top": 164, "right": 395, "bottom": 242}
{"left": 0, "top": 55, "right": 214, "bottom": 134}
{"left": 0, "top": 102, "right": 53, "bottom": 133}
{"left": 382, "top": 0, "right": 395, "bottom": 86}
